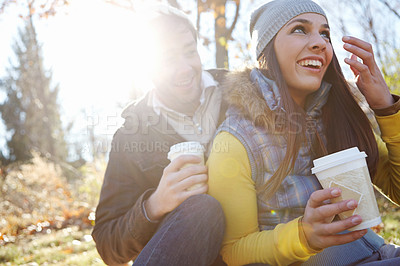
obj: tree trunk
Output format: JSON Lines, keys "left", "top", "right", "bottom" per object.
{"left": 214, "top": 0, "right": 228, "bottom": 68}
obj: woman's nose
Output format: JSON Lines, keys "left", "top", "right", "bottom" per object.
{"left": 309, "top": 33, "right": 327, "bottom": 52}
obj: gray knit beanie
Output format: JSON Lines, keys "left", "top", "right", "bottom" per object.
{"left": 250, "top": 0, "right": 327, "bottom": 59}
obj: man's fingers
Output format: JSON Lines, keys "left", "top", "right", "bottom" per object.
{"left": 164, "top": 154, "right": 203, "bottom": 173}
{"left": 173, "top": 164, "right": 207, "bottom": 182}
{"left": 308, "top": 188, "right": 341, "bottom": 208}
{"left": 183, "top": 183, "right": 208, "bottom": 198}
{"left": 177, "top": 173, "right": 208, "bottom": 191}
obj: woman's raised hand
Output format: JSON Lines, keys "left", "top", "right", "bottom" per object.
{"left": 302, "top": 188, "right": 367, "bottom": 250}
{"left": 342, "top": 36, "right": 394, "bottom": 109}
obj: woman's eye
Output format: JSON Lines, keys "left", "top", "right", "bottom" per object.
{"left": 321, "top": 31, "right": 330, "bottom": 39}
{"left": 292, "top": 26, "right": 305, "bottom": 34}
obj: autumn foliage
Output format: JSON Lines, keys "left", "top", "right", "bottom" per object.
{"left": 0, "top": 153, "right": 105, "bottom": 246}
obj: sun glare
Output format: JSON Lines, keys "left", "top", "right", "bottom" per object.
{"left": 32, "top": 0, "right": 161, "bottom": 137}
{"left": 1, "top": 0, "right": 191, "bottom": 144}
{"left": 40, "top": 0, "right": 156, "bottom": 108}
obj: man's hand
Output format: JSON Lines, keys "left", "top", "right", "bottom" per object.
{"left": 302, "top": 188, "right": 368, "bottom": 250}
{"left": 144, "top": 155, "right": 208, "bottom": 221}
{"left": 343, "top": 36, "right": 394, "bottom": 109}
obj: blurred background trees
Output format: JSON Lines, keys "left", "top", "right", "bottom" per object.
{"left": 1, "top": 0, "right": 70, "bottom": 164}
{"left": 0, "top": 16, "right": 67, "bottom": 163}
{"left": 320, "top": 0, "right": 400, "bottom": 94}
{"left": 106, "top": 0, "right": 242, "bottom": 68}
{"left": 0, "top": 0, "right": 70, "bottom": 18}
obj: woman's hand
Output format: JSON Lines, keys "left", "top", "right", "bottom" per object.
{"left": 302, "top": 188, "right": 367, "bottom": 250}
{"left": 342, "top": 36, "right": 394, "bottom": 109}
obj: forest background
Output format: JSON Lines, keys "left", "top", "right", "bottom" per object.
{"left": 0, "top": 0, "right": 399, "bottom": 264}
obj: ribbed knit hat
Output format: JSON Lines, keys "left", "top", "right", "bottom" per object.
{"left": 250, "top": 0, "right": 327, "bottom": 59}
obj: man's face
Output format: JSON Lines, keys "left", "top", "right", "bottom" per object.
{"left": 151, "top": 28, "right": 202, "bottom": 115}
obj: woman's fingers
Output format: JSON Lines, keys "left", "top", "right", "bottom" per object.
{"left": 342, "top": 36, "right": 375, "bottom": 69}
{"left": 344, "top": 57, "right": 370, "bottom": 79}
{"left": 307, "top": 188, "right": 341, "bottom": 209}
{"left": 342, "top": 35, "right": 393, "bottom": 109}
{"left": 315, "top": 199, "right": 358, "bottom": 221}
{"left": 320, "top": 229, "right": 368, "bottom": 248}
{"left": 348, "top": 54, "right": 360, "bottom": 77}
{"left": 316, "top": 214, "right": 362, "bottom": 236}
{"left": 304, "top": 187, "right": 369, "bottom": 250}
{"left": 342, "top": 36, "right": 373, "bottom": 52}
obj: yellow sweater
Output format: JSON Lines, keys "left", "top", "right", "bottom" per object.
{"left": 207, "top": 111, "right": 400, "bottom": 266}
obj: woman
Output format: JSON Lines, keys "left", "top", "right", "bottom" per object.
{"left": 207, "top": 0, "right": 400, "bottom": 265}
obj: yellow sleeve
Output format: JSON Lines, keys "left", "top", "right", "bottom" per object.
{"left": 207, "top": 131, "right": 318, "bottom": 266}
{"left": 372, "top": 110, "right": 400, "bottom": 205}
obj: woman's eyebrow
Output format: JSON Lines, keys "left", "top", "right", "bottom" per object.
{"left": 286, "top": 18, "right": 330, "bottom": 29}
{"left": 287, "top": 18, "right": 311, "bottom": 26}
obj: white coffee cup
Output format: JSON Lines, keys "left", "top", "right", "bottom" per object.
{"left": 311, "top": 147, "right": 381, "bottom": 231}
{"left": 168, "top": 141, "right": 205, "bottom": 191}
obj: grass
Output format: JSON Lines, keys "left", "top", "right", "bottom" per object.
{"left": 0, "top": 226, "right": 106, "bottom": 266}
{"left": 0, "top": 154, "right": 107, "bottom": 265}
{"left": 375, "top": 195, "right": 400, "bottom": 245}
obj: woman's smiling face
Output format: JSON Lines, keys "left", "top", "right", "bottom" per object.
{"left": 274, "top": 13, "right": 333, "bottom": 107}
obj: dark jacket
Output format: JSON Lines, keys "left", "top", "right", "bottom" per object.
{"left": 92, "top": 69, "right": 228, "bottom": 265}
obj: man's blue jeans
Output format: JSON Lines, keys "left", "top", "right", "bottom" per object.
{"left": 133, "top": 194, "right": 225, "bottom": 266}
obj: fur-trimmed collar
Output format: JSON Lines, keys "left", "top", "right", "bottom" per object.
{"left": 221, "top": 68, "right": 332, "bottom": 128}
{"left": 221, "top": 68, "right": 275, "bottom": 128}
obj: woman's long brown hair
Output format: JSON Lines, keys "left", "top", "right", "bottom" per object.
{"left": 257, "top": 39, "right": 379, "bottom": 200}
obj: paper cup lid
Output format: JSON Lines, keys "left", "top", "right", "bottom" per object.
{"left": 311, "top": 147, "right": 367, "bottom": 174}
{"left": 168, "top": 141, "right": 205, "bottom": 160}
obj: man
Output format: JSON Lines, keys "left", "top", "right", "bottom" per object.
{"left": 92, "top": 5, "right": 227, "bottom": 266}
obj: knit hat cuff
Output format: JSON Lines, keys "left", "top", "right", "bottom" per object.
{"left": 250, "top": 0, "right": 326, "bottom": 59}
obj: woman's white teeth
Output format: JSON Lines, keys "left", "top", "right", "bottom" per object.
{"left": 299, "top": 60, "right": 322, "bottom": 68}
{"left": 175, "top": 78, "right": 192, "bottom": 86}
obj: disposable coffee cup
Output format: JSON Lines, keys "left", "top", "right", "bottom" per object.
{"left": 311, "top": 147, "right": 381, "bottom": 231}
{"left": 168, "top": 141, "right": 205, "bottom": 191}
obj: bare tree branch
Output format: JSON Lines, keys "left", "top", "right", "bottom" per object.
{"left": 378, "top": 0, "right": 400, "bottom": 19}
{"left": 0, "top": 0, "right": 17, "bottom": 15}
{"left": 338, "top": 17, "right": 348, "bottom": 36}
{"left": 196, "top": 0, "right": 202, "bottom": 31}
{"left": 0, "top": 0, "right": 70, "bottom": 18}
{"left": 226, "top": 0, "right": 240, "bottom": 39}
